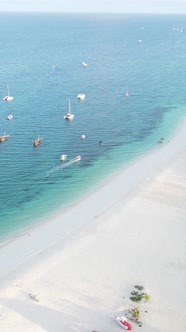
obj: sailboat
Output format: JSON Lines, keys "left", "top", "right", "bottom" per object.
{"left": 4, "top": 85, "right": 14, "bottom": 101}
{"left": 64, "top": 99, "right": 74, "bottom": 120}
{"left": 125, "top": 90, "right": 129, "bottom": 97}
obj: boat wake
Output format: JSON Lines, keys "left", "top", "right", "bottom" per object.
{"left": 47, "top": 158, "right": 79, "bottom": 176}
{"left": 0, "top": 158, "right": 81, "bottom": 208}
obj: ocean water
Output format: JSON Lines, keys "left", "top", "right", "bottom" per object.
{"left": 0, "top": 13, "right": 186, "bottom": 243}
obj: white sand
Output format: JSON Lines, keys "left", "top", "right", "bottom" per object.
{"left": 0, "top": 118, "right": 186, "bottom": 332}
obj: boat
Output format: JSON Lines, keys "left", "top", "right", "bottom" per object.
{"left": 125, "top": 90, "right": 129, "bottom": 97}
{"left": 7, "top": 114, "right": 13, "bottom": 120}
{"left": 64, "top": 99, "right": 74, "bottom": 120}
{"left": 75, "top": 155, "right": 81, "bottom": 162}
{"left": 60, "top": 154, "right": 67, "bottom": 161}
{"left": 138, "top": 39, "right": 142, "bottom": 43}
{"left": 33, "top": 135, "right": 42, "bottom": 146}
{"left": 115, "top": 316, "right": 132, "bottom": 330}
{"left": 82, "top": 62, "right": 88, "bottom": 67}
{"left": 81, "top": 134, "right": 86, "bottom": 139}
{"left": 3, "top": 85, "right": 14, "bottom": 101}
{"left": 77, "top": 94, "right": 85, "bottom": 100}
{"left": 0, "top": 132, "right": 9, "bottom": 142}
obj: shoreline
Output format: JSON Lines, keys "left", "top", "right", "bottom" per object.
{"left": 0, "top": 105, "right": 184, "bottom": 245}
{"left": 0, "top": 115, "right": 185, "bottom": 249}
{"left": 0, "top": 117, "right": 186, "bottom": 331}
{"left": 0, "top": 116, "right": 185, "bottom": 249}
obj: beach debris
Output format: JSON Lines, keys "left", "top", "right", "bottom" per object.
{"left": 28, "top": 293, "right": 39, "bottom": 302}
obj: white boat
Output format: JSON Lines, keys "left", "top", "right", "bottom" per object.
{"left": 7, "top": 114, "right": 13, "bottom": 120}
{"left": 125, "top": 90, "right": 129, "bottom": 97}
{"left": 75, "top": 155, "right": 81, "bottom": 162}
{"left": 64, "top": 99, "right": 74, "bottom": 120}
{"left": 4, "top": 85, "right": 14, "bottom": 101}
{"left": 115, "top": 316, "right": 132, "bottom": 330}
{"left": 81, "top": 134, "right": 86, "bottom": 139}
{"left": 138, "top": 39, "right": 142, "bottom": 43}
{"left": 82, "top": 62, "right": 88, "bottom": 67}
{"left": 77, "top": 94, "right": 85, "bottom": 100}
{"left": 60, "top": 154, "right": 67, "bottom": 161}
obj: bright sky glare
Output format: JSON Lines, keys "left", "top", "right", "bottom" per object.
{"left": 0, "top": 0, "right": 186, "bottom": 13}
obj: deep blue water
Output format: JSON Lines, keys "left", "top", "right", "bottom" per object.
{"left": 0, "top": 13, "right": 186, "bottom": 242}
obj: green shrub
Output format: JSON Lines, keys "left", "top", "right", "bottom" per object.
{"left": 130, "top": 307, "right": 140, "bottom": 320}
{"left": 143, "top": 293, "right": 151, "bottom": 302}
{"left": 134, "top": 285, "right": 144, "bottom": 291}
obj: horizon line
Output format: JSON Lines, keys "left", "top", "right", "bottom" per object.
{"left": 0, "top": 11, "right": 186, "bottom": 15}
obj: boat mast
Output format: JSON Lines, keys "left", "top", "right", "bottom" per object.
{"left": 7, "top": 84, "right": 10, "bottom": 96}
{"left": 69, "top": 99, "right": 71, "bottom": 114}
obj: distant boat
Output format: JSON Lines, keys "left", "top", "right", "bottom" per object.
{"left": 138, "top": 39, "right": 142, "bottom": 43}
{"left": 64, "top": 99, "right": 74, "bottom": 120}
{"left": 60, "top": 154, "right": 67, "bottom": 161}
{"left": 115, "top": 316, "right": 132, "bottom": 330}
{"left": 75, "top": 155, "right": 81, "bottom": 162}
{"left": 7, "top": 114, "right": 13, "bottom": 120}
{"left": 77, "top": 94, "right": 85, "bottom": 100}
{"left": 4, "top": 85, "right": 13, "bottom": 101}
{"left": 0, "top": 132, "right": 9, "bottom": 142}
{"left": 82, "top": 62, "right": 88, "bottom": 67}
{"left": 33, "top": 135, "right": 42, "bottom": 146}
{"left": 81, "top": 134, "right": 86, "bottom": 139}
{"left": 125, "top": 90, "right": 129, "bottom": 97}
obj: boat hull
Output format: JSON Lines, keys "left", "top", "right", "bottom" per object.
{"left": 115, "top": 316, "right": 132, "bottom": 330}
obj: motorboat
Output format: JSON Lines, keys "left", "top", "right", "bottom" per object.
{"left": 7, "top": 114, "right": 13, "bottom": 120}
{"left": 82, "top": 62, "right": 88, "bottom": 67}
{"left": 33, "top": 135, "right": 42, "bottom": 147}
{"left": 77, "top": 94, "right": 85, "bottom": 100}
{"left": 4, "top": 85, "right": 14, "bottom": 101}
{"left": 60, "top": 154, "right": 67, "bottom": 161}
{"left": 75, "top": 155, "right": 81, "bottom": 162}
{"left": 138, "top": 39, "right": 142, "bottom": 43}
{"left": 0, "top": 132, "right": 9, "bottom": 142}
{"left": 115, "top": 316, "right": 132, "bottom": 330}
{"left": 64, "top": 99, "right": 74, "bottom": 120}
{"left": 81, "top": 134, "right": 86, "bottom": 139}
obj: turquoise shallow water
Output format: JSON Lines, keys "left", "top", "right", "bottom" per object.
{"left": 0, "top": 14, "right": 186, "bottom": 242}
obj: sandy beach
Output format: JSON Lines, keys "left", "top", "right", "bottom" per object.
{"left": 0, "top": 118, "right": 186, "bottom": 332}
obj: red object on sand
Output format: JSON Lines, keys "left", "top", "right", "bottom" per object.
{"left": 115, "top": 316, "right": 132, "bottom": 330}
